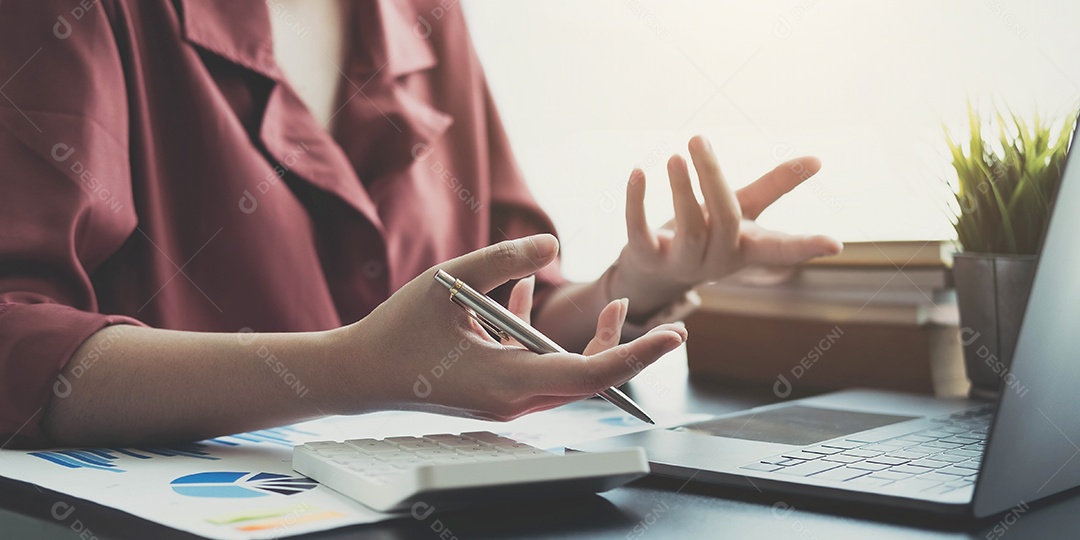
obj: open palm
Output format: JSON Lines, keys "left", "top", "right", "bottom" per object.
{"left": 611, "top": 136, "right": 843, "bottom": 317}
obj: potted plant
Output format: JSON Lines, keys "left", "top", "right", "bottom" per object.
{"left": 947, "top": 105, "right": 1076, "bottom": 399}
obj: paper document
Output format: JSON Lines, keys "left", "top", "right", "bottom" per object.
{"left": 0, "top": 401, "right": 707, "bottom": 539}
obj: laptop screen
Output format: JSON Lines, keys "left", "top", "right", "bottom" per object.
{"left": 974, "top": 116, "right": 1080, "bottom": 517}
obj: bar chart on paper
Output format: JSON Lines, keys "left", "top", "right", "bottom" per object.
{"left": 26, "top": 427, "right": 311, "bottom": 473}
{"left": 1, "top": 422, "right": 391, "bottom": 540}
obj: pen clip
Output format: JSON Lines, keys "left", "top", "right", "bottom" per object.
{"left": 449, "top": 284, "right": 511, "bottom": 342}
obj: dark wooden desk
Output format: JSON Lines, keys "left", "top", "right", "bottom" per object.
{"left": 3, "top": 350, "right": 1077, "bottom": 539}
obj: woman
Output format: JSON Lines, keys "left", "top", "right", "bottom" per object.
{"left": 0, "top": 0, "right": 840, "bottom": 447}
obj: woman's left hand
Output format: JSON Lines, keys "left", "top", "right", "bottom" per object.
{"left": 611, "top": 135, "right": 843, "bottom": 318}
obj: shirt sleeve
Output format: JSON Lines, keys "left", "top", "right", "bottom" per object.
{"left": 0, "top": 0, "right": 145, "bottom": 448}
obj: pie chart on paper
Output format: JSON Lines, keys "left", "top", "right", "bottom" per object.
{"left": 170, "top": 471, "right": 319, "bottom": 498}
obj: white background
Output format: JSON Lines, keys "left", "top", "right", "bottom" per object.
{"left": 463, "top": 0, "right": 1080, "bottom": 281}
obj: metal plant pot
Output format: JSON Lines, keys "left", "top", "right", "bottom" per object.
{"left": 952, "top": 253, "right": 1037, "bottom": 400}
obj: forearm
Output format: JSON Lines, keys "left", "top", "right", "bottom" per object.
{"left": 36, "top": 235, "right": 692, "bottom": 448}
{"left": 40, "top": 325, "right": 360, "bottom": 447}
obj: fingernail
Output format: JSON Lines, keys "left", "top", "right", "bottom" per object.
{"left": 675, "top": 326, "right": 688, "bottom": 342}
{"left": 818, "top": 244, "right": 842, "bottom": 257}
{"left": 619, "top": 298, "right": 629, "bottom": 319}
{"left": 668, "top": 333, "right": 684, "bottom": 348}
{"left": 525, "top": 234, "right": 559, "bottom": 259}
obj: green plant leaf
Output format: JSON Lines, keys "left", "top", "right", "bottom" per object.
{"left": 946, "top": 103, "right": 1076, "bottom": 255}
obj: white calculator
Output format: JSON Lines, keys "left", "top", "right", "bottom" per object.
{"left": 292, "top": 431, "right": 649, "bottom": 512}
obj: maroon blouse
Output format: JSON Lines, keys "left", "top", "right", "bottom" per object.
{"left": 0, "top": 0, "right": 564, "bottom": 447}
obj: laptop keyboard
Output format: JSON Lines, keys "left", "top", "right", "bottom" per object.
{"left": 740, "top": 406, "right": 992, "bottom": 497}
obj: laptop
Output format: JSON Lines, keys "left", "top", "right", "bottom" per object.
{"left": 575, "top": 118, "right": 1080, "bottom": 518}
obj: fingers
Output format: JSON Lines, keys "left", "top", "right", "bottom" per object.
{"left": 740, "top": 228, "right": 843, "bottom": 266}
{"left": 646, "top": 322, "right": 689, "bottom": 342}
{"left": 583, "top": 298, "right": 629, "bottom": 356}
{"left": 625, "top": 169, "right": 658, "bottom": 253}
{"left": 440, "top": 234, "right": 559, "bottom": 294}
{"left": 529, "top": 329, "right": 684, "bottom": 397}
{"left": 737, "top": 156, "right": 822, "bottom": 220}
{"left": 667, "top": 155, "right": 708, "bottom": 258}
{"left": 507, "top": 275, "right": 536, "bottom": 325}
{"left": 467, "top": 320, "right": 690, "bottom": 421}
{"left": 687, "top": 136, "right": 741, "bottom": 252}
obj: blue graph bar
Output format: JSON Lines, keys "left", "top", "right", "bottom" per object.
{"left": 28, "top": 424, "right": 318, "bottom": 473}
{"left": 207, "top": 438, "right": 240, "bottom": 447}
{"left": 110, "top": 448, "right": 153, "bottom": 459}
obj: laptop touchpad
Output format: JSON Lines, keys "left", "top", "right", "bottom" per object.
{"left": 674, "top": 405, "right": 918, "bottom": 446}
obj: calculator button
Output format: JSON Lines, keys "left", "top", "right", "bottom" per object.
{"left": 345, "top": 439, "right": 400, "bottom": 453}
{"left": 455, "top": 447, "right": 499, "bottom": 456}
{"left": 302, "top": 441, "right": 344, "bottom": 450}
{"left": 397, "top": 441, "right": 442, "bottom": 451}
{"left": 422, "top": 434, "right": 465, "bottom": 441}
{"left": 384, "top": 436, "right": 424, "bottom": 444}
{"left": 375, "top": 452, "right": 417, "bottom": 462}
{"left": 314, "top": 447, "right": 356, "bottom": 456}
{"left": 414, "top": 449, "right": 457, "bottom": 458}
{"left": 438, "top": 440, "right": 485, "bottom": 449}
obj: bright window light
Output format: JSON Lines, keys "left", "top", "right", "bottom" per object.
{"left": 464, "top": 0, "right": 1080, "bottom": 280}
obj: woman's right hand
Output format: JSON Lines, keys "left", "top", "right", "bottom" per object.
{"left": 325, "top": 234, "right": 686, "bottom": 422}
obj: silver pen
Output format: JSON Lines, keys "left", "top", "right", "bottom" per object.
{"left": 434, "top": 269, "right": 655, "bottom": 424}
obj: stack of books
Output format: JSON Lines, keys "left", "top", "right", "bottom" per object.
{"left": 685, "top": 241, "right": 969, "bottom": 397}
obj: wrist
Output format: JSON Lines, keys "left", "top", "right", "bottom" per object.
{"left": 305, "top": 326, "right": 366, "bottom": 416}
{"left": 603, "top": 260, "right": 694, "bottom": 322}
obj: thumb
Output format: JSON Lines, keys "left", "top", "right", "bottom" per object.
{"left": 440, "top": 234, "right": 559, "bottom": 293}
